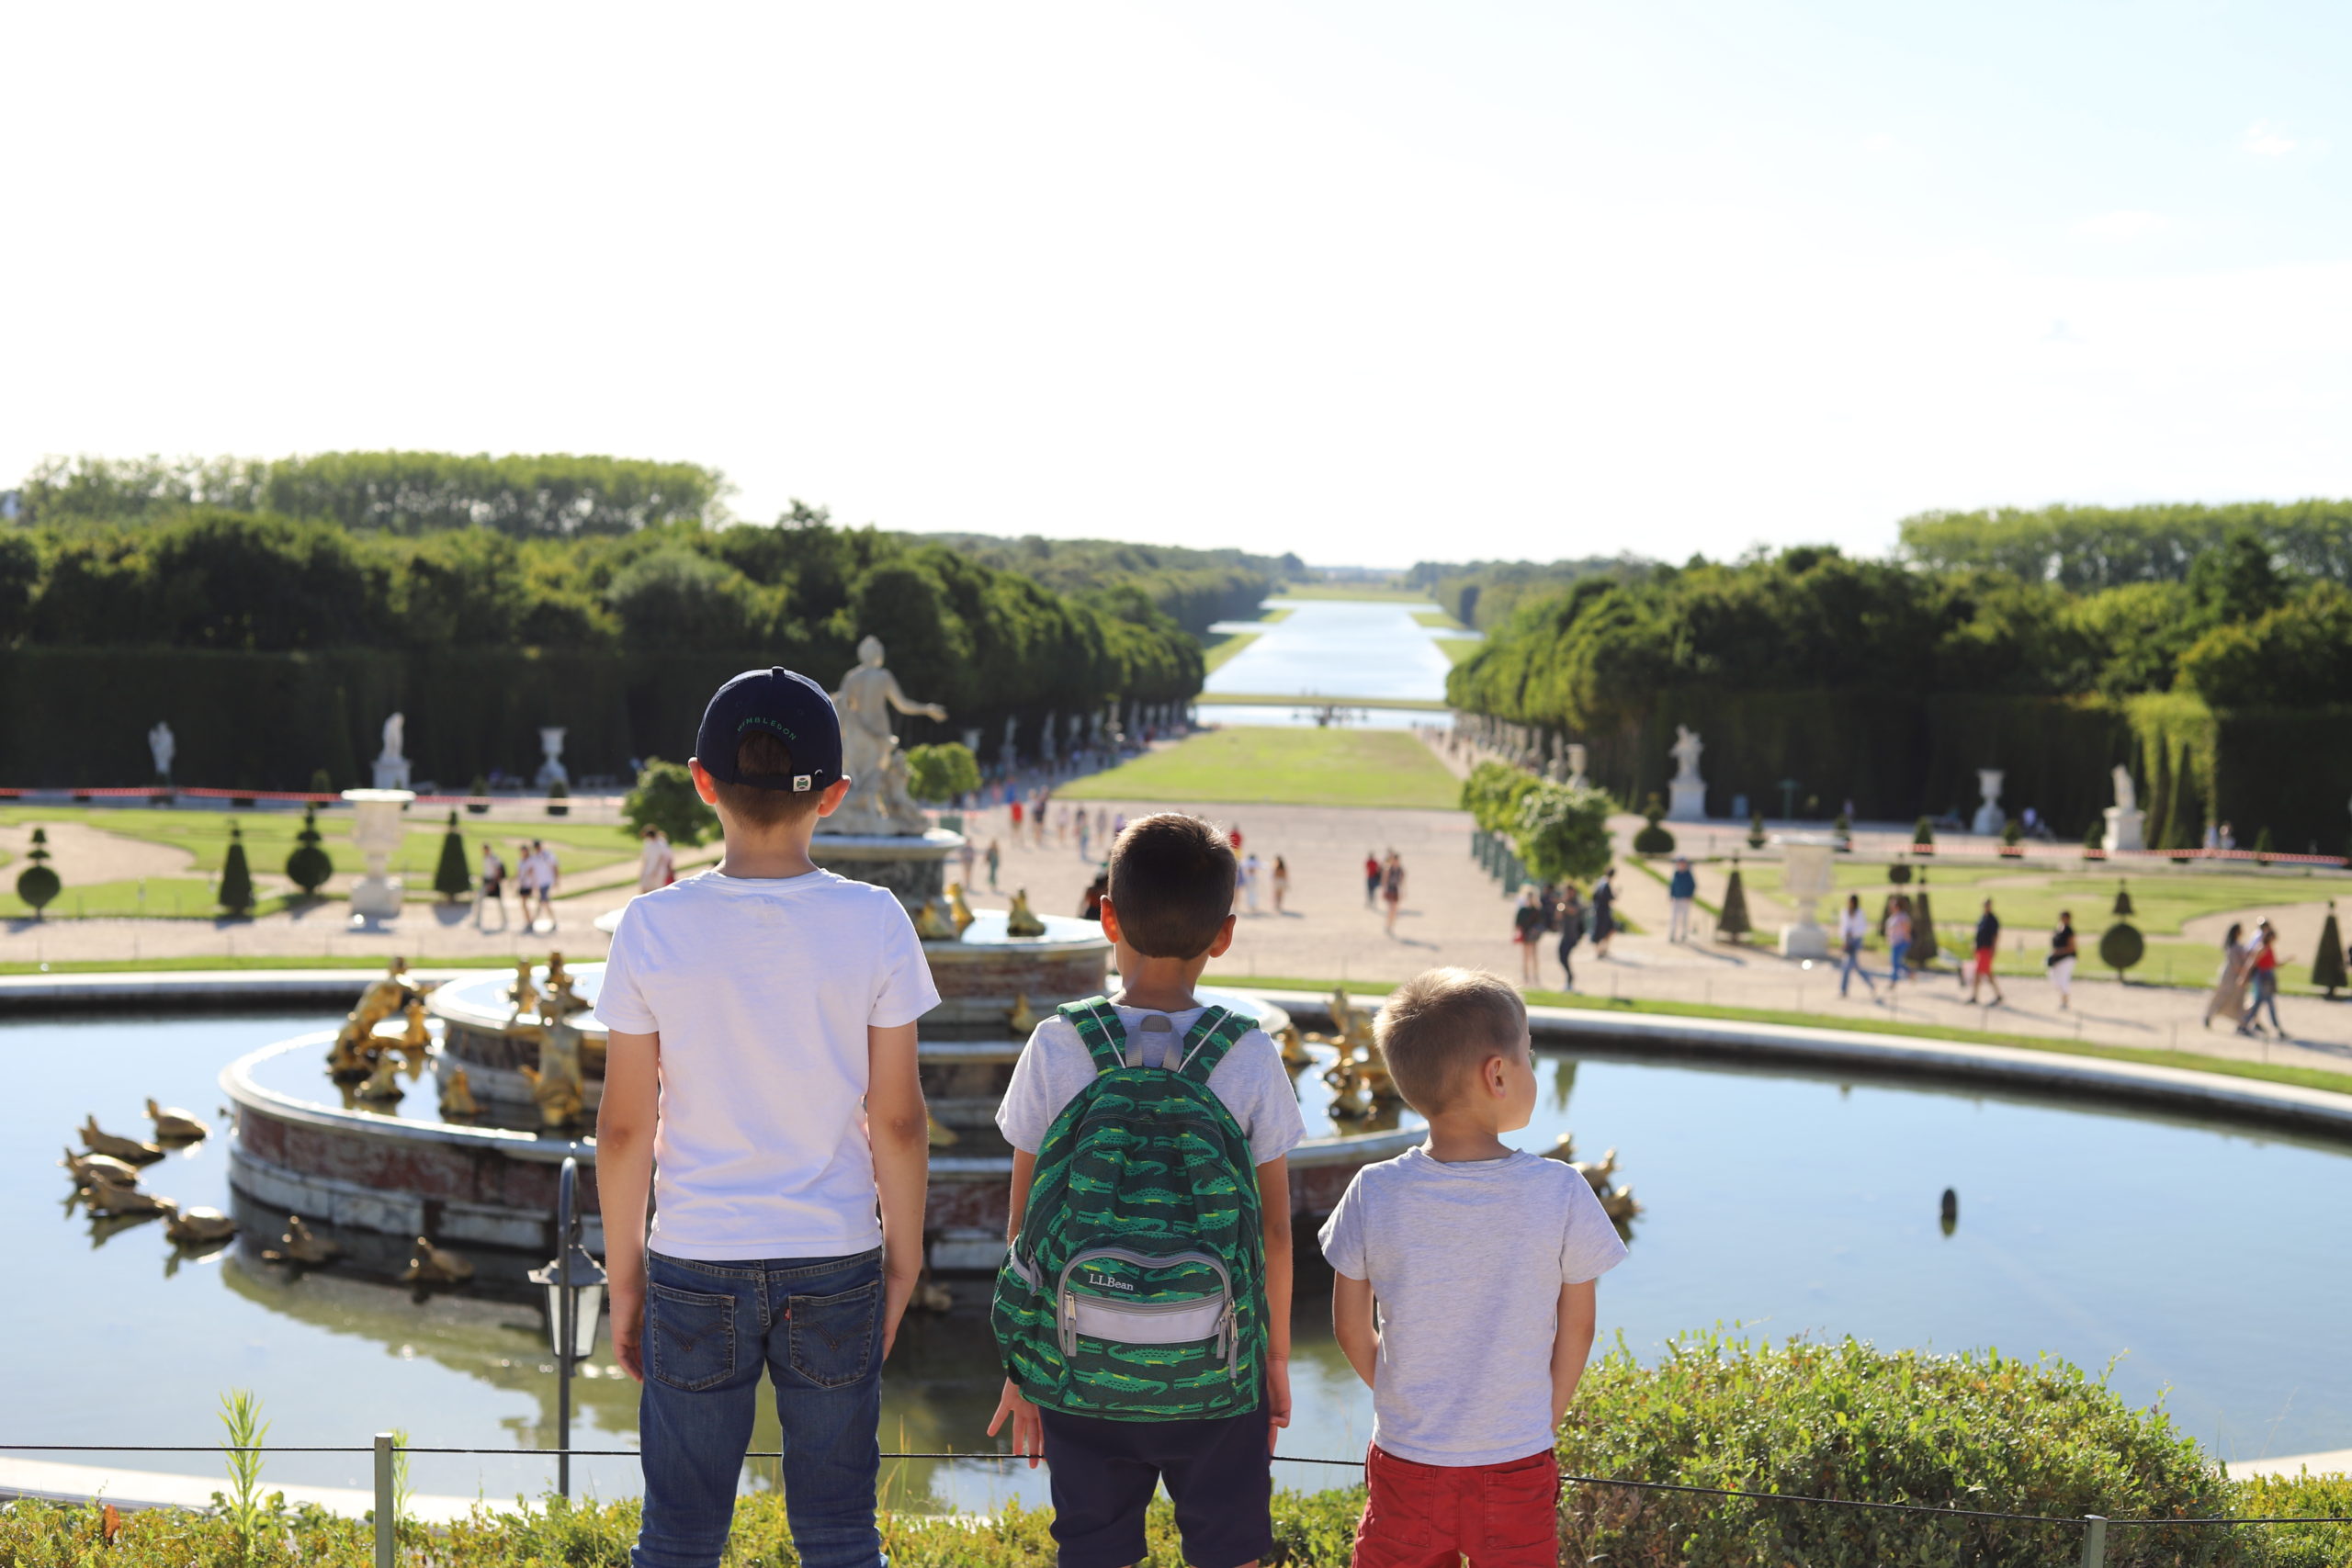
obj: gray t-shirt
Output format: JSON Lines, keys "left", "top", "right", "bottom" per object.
{"left": 1319, "top": 1146, "right": 1628, "bottom": 1466}
{"left": 995, "top": 999, "right": 1306, "bottom": 1168}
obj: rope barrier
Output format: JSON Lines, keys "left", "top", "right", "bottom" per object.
{"left": 4, "top": 1444, "right": 2347, "bottom": 1527}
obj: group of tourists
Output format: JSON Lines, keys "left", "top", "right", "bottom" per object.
{"left": 1509, "top": 868, "right": 1617, "bottom": 987}
{"left": 2208, "top": 919, "right": 2293, "bottom": 1036}
{"left": 473, "top": 838, "right": 560, "bottom": 931}
{"left": 595, "top": 666, "right": 1622, "bottom": 1568}
{"left": 1236, "top": 848, "right": 1290, "bottom": 914}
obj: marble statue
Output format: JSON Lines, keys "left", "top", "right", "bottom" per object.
{"left": 1566, "top": 743, "right": 1590, "bottom": 790}
{"left": 821, "top": 637, "right": 948, "bottom": 837}
{"left": 372, "top": 712, "right": 412, "bottom": 791}
{"left": 1973, "top": 769, "right": 2006, "bottom": 837}
{"left": 535, "top": 727, "right": 569, "bottom": 791}
{"left": 147, "top": 722, "right": 175, "bottom": 784}
{"left": 1039, "top": 712, "right": 1057, "bottom": 764}
{"left": 1001, "top": 715, "right": 1019, "bottom": 773}
{"left": 2102, "top": 764, "right": 2145, "bottom": 853}
{"left": 1668, "top": 725, "right": 1708, "bottom": 821}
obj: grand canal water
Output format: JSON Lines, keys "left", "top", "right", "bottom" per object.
{"left": 1206, "top": 597, "right": 1469, "bottom": 710}
{"left": 13, "top": 1011, "right": 2350, "bottom": 1514}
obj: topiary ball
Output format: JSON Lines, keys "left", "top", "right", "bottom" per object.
{"left": 2098, "top": 922, "right": 2145, "bottom": 973}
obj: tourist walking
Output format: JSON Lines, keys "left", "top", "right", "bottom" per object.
{"left": 638, "top": 827, "right": 673, "bottom": 894}
{"left": 1967, "top": 898, "right": 2004, "bottom": 1005}
{"left": 1667, "top": 856, "right": 1697, "bottom": 942}
{"left": 1363, "top": 851, "right": 1382, "bottom": 908}
{"left": 1076, "top": 811, "right": 1091, "bottom": 863}
{"left": 1513, "top": 886, "right": 1545, "bottom": 984}
{"left": 2204, "top": 921, "right": 2251, "bottom": 1029}
{"left": 958, "top": 835, "right": 978, "bottom": 889}
{"left": 1590, "top": 868, "right": 1616, "bottom": 957}
{"left": 1239, "top": 851, "right": 1263, "bottom": 914}
{"left": 1838, "top": 893, "right": 1877, "bottom": 998}
{"left": 1271, "top": 855, "right": 1290, "bottom": 914}
{"left": 985, "top": 838, "right": 1001, "bottom": 891}
{"left": 476, "top": 842, "right": 507, "bottom": 931}
{"left": 2048, "top": 911, "right": 2079, "bottom": 1010}
{"left": 1381, "top": 851, "right": 1406, "bottom": 935}
{"left": 2240, "top": 920, "right": 2290, "bottom": 1036}
{"left": 1010, "top": 797, "right": 1024, "bottom": 840}
{"left": 1555, "top": 885, "right": 1586, "bottom": 989}
{"left": 1886, "top": 896, "right": 1913, "bottom": 990}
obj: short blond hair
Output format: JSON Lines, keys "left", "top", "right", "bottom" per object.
{"left": 1374, "top": 967, "right": 1527, "bottom": 1113}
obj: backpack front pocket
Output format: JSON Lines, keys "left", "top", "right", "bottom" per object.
{"left": 1056, "top": 1245, "right": 1238, "bottom": 1382}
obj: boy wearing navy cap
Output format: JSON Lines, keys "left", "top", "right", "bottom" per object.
{"left": 596, "top": 667, "right": 940, "bottom": 1568}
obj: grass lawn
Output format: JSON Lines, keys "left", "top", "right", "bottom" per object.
{"left": 1058, "top": 728, "right": 1464, "bottom": 809}
{"left": 1202, "top": 630, "right": 1261, "bottom": 673}
{"left": 1204, "top": 973, "right": 2352, "bottom": 1099}
{"left": 1270, "top": 584, "right": 1434, "bottom": 603}
{"left": 0, "top": 807, "right": 639, "bottom": 919}
{"left": 0, "top": 953, "right": 528, "bottom": 975}
{"left": 1437, "top": 637, "right": 1482, "bottom": 666}
{"left": 1743, "top": 857, "right": 2346, "bottom": 936}
{"left": 1408, "top": 607, "right": 1464, "bottom": 629}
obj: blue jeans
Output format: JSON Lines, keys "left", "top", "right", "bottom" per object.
{"left": 1838, "top": 935, "right": 1873, "bottom": 994}
{"left": 1889, "top": 939, "right": 1910, "bottom": 983}
{"left": 633, "top": 1247, "right": 886, "bottom": 1568}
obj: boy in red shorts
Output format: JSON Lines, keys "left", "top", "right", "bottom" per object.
{"left": 1320, "top": 968, "right": 1625, "bottom": 1567}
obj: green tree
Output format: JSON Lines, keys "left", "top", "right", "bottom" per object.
{"left": 1460, "top": 761, "right": 1538, "bottom": 835}
{"left": 15, "top": 827, "right": 60, "bottom": 916}
{"left": 623, "top": 758, "right": 718, "bottom": 848}
{"left": 1514, "top": 782, "right": 1615, "bottom": 885}
{"left": 2312, "top": 901, "right": 2347, "bottom": 998}
{"left": 217, "top": 822, "right": 255, "bottom": 915}
{"left": 1632, "top": 795, "right": 1676, "bottom": 856}
{"left": 432, "top": 811, "right": 471, "bottom": 900}
{"left": 905, "top": 742, "right": 980, "bottom": 805}
{"left": 285, "top": 806, "right": 334, "bottom": 896}
{"left": 1717, "top": 857, "right": 1752, "bottom": 942}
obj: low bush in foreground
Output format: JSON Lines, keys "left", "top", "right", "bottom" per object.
{"left": 5, "top": 1337, "right": 2346, "bottom": 1565}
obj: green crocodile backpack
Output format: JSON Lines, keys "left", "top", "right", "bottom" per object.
{"left": 990, "top": 997, "right": 1267, "bottom": 1422}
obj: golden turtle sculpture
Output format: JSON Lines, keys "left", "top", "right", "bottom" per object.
{"left": 1004, "top": 889, "right": 1046, "bottom": 938}
{"left": 946, "top": 882, "right": 977, "bottom": 937}
{"left": 401, "top": 1236, "right": 474, "bottom": 1286}
{"left": 83, "top": 1176, "right": 173, "bottom": 1218}
{"left": 164, "top": 1206, "right": 237, "bottom": 1247}
{"left": 145, "top": 1100, "right": 210, "bottom": 1143}
{"left": 263, "top": 1214, "right": 340, "bottom": 1266}
{"left": 437, "top": 1065, "right": 481, "bottom": 1120}
{"left": 62, "top": 1147, "right": 141, "bottom": 1189}
{"left": 80, "top": 1116, "right": 164, "bottom": 1165}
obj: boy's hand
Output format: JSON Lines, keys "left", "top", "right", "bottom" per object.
{"left": 1266, "top": 1352, "right": 1292, "bottom": 1454}
{"left": 880, "top": 1264, "right": 920, "bottom": 1359}
{"left": 987, "top": 1378, "right": 1044, "bottom": 1469}
{"left": 609, "top": 1269, "right": 646, "bottom": 1382}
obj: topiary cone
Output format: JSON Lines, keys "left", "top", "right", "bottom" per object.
{"left": 1912, "top": 870, "right": 1939, "bottom": 968}
{"left": 285, "top": 805, "right": 334, "bottom": 897}
{"left": 2112, "top": 880, "right": 2134, "bottom": 919}
{"left": 1717, "top": 857, "right": 1751, "bottom": 942}
{"left": 433, "top": 810, "right": 472, "bottom": 901}
{"left": 217, "top": 822, "right": 255, "bottom": 916}
{"left": 2312, "top": 901, "right": 2347, "bottom": 1000}
{"left": 15, "top": 826, "right": 60, "bottom": 918}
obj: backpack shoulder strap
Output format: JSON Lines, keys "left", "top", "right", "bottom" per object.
{"left": 1171, "top": 1006, "right": 1254, "bottom": 1085}
{"left": 1057, "top": 997, "right": 1129, "bottom": 1075}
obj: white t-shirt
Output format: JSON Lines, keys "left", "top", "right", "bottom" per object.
{"left": 1319, "top": 1146, "right": 1627, "bottom": 1466}
{"left": 597, "top": 868, "right": 942, "bottom": 1260}
{"left": 995, "top": 998, "right": 1306, "bottom": 1170}
{"left": 1838, "top": 907, "right": 1870, "bottom": 943}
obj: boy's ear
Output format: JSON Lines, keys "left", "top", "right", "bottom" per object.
{"left": 688, "top": 757, "right": 719, "bottom": 805}
{"left": 1204, "top": 911, "right": 1238, "bottom": 960}
{"left": 812, "top": 777, "right": 853, "bottom": 817}
{"left": 1099, "top": 897, "right": 1124, "bottom": 946}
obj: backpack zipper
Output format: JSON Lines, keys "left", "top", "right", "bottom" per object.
{"left": 1054, "top": 1247, "right": 1239, "bottom": 1372}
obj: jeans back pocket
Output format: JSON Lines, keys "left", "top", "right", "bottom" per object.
{"left": 647, "top": 1281, "right": 738, "bottom": 1393}
{"left": 787, "top": 1280, "right": 879, "bottom": 1389}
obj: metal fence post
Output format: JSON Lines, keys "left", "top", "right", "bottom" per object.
{"left": 2079, "top": 1514, "right": 2107, "bottom": 1568}
{"left": 374, "top": 1432, "right": 397, "bottom": 1568}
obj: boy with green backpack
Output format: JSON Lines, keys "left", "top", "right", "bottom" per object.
{"left": 989, "top": 812, "right": 1306, "bottom": 1568}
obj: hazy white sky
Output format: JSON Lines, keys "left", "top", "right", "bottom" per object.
{"left": 3, "top": 2, "right": 2346, "bottom": 566}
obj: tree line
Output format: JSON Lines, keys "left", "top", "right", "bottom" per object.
{"left": 912, "top": 533, "right": 1296, "bottom": 637}
{"left": 1448, "top": 534, "right": 2352, "bottom": 728}
{"left": 1898, "top": 500, "right": 2352, "bottom": 590}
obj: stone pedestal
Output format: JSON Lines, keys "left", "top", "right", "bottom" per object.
{"left": 808, "top": 829, "right": 967, "bottom": 910}
{"left": 1776, "top": 833, "right": 1837, "bottom": 959}
{"left": 342, "top": 788, "right": 413, "bottom": 923}
{"left": 370, "top": 757, "right": 412, "bottom": 791}
{"left": 1971, "top": 769, "right": 2005, "bottom": 837}
{"left": 2102, "top": 807, "right": 2145, "bottom": 853}
{"left": 1668, "top": 781, "right": 1708, "bottom": 822}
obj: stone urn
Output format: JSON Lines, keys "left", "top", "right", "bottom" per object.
{"left": 342, "top": 789, "right": 413, "bottom": 922}
{"left": 1775, "top": 832, "right": 1838, "bottom": 959}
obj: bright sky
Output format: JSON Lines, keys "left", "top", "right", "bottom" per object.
{"left": 3, "top": 3, "right": 2346, "bottom": 567}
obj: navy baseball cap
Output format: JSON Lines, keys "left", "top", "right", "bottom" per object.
{"left": 695, "top": 668, "right": 842, "bottom": 792}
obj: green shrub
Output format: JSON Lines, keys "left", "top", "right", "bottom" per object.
{"left": 1632, "top": 794, "right": 1676, "bottom": 856}
{"left": 1914, "top": 816, "right": 1935, "bottom": 847}
{"left": 906, "top": 741, "right": 981, "bottom": 805}
{"left": 1461, "top": 760, "right": 1538, "bottom": 835}
{"left": 433, "top": 811, "right": 471, "bottom": 900}
{"left": 547, "top": 778, "right": 570, "bottom": 817}
{"left": 1557, "top": 1330, "right": 2238, "bottom": 1568}
{"left": 1718, "top": 858, "right": 1752, "bottom": 942}
{"left": 1515, "top": 781, "right": 1615, "bottom": 884}
{"left": 15, "top": 825, "right": 60, "bottom": 915}
{"left": 2085, "top": 815, "right": 2106, "bottom": 852}
{"left": 284, "top": 806, "right": 334, "bottom": 895}
{"left": 1747, "top": 811, "right": 1767, "bottom": 850}
{"left": 2237, "top": 1469, "right": 2352, "bottom": 1568}
{"left": 217, "top": 823, "right": 255, "bottom": 915}
{"left": 467, "top": 773, "right": 492, "bottom": 815}
{"left": 2312, "top": 901, "right": 2346, "bottom": 998}
{"left": 309, "top": 768, "right": 334, "bottom": 795}
{"left": 622, "top": 757, "right": 718, "bottom": 848}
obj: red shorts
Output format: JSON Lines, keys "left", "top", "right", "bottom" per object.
{"left": 1352, "top": 1444, "right": 1559, "bottom": 1568}
{"left": 1973, "top": 947, "right": 1996, "bottom": 976}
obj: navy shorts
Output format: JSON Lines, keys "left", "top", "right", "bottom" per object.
{"left": 1038, "top": 1394, "right": 1272, "bottom": 1568}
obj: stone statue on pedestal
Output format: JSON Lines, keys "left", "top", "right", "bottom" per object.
{"left": 1973, "top": 769, "right": 2006, "bottom": 837}
{"left": 373, "top": 713, "right": 412, "bottom": 791}
{"left": 1001, "top": 716, "right": 1019, "bottom": 773}
{"left": 147, "top": 722, "right": 175, "bottom": 784}
{"left": 535, "top": 727, "right": 569, "bottom": 790}
{"left": 2102, "top": 764, "right": 2145, "bottom": 852}
{"left": 820, "top": 636, "right": 948, "bottom": 838}
{"left": 1566, "top": 743, "right": 1590, "bottom": 790}
{"left": 1668, "top": 725, "right": 1708, "bottom": 821}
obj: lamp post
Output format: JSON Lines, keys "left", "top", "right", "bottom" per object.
{"left": 528, "top": 1153, "right": 605, "bottom": 1497}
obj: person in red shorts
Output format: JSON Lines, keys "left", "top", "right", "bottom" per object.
{"left": 1967, "top": 898, "right": 2006, "bottom": 1005}
{"left": 1321, "top": 969, "right": 1624, "bottom": 1567}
